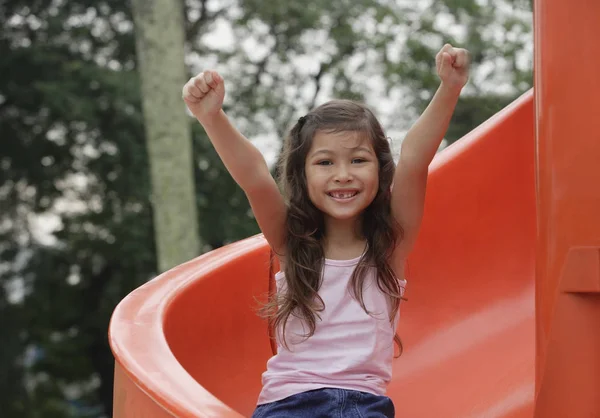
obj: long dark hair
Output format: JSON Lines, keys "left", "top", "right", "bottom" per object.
{"left": 261, "top": 99, "right": 405, "bottom": 355}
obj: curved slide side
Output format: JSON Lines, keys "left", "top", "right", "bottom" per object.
{"left": 391, "top": 90, "right": 535, "bottom": 417}
{"left": 109, "top": 90, "right": 535, "bottom": 418}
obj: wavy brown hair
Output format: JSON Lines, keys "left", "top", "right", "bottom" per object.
{"left": 261, "top": 99, "right": 406, "bottom": 356}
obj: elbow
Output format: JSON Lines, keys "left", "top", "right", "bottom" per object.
{"left": 238, "top": 163, "right": 273, "bottom": 194}
{"left": 399, "top": 141, "right": 432, "bottom": 171}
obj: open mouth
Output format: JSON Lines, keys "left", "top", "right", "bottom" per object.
{"left": 327, "top": 190, "right": 359, "bottom": 199}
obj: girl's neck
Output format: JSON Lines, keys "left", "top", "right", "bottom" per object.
{"left": 322, "top": 216, "right": 366, "bottom": 260}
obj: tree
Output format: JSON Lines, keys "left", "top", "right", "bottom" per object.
{"left": 131, "top": 0, "right": 200, "bottom": 272}
{"left": 0, "top": 1, "right": 257, "bottom": 415}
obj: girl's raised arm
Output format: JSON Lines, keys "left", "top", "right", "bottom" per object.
{"left": 391, "top": 45, "right": 470, "bottom": 261}
{"left": 183, "top": 71, "right": 286, "bottom": 255}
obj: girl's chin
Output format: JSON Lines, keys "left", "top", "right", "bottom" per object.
{"left": 322, "top": 211, "right": 363, "bottom": 222}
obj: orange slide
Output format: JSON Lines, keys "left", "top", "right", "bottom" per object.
{"left": 109, "top": 1, "right": 600, "bottom": 416}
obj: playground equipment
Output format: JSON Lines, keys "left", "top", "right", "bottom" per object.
{"left": 109, "top": 0, "right": 600, "bottom": 416}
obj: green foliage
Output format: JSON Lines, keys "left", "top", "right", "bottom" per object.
{"left": 380, "top": 0, "right": 532, "bottom": 142}
{"left": 0, "top": 0, "right": 532, "bottom": 416}
{"left": 192, "top": 124, "right": 260, "bottom": 248}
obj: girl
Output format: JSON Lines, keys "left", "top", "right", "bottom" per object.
{"left": 182, "top": 43, "right": 470, "bottom": 417}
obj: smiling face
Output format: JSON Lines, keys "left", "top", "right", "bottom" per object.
{"left": 304, "top": 130, "right": 379, "bottom": 226}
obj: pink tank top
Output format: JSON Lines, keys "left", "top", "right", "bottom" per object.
{"left": 257, "top": 254, "right": 407, "bottom": 405}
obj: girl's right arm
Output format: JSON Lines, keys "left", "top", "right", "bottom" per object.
{"left": 182, "top": 70, "right": 287, "bottom": 255}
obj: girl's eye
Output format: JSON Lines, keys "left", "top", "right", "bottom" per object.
{"left": 352, "top": 158, "right": 366, "bottom": 164}
{"left": 317, "top": 160, "right": 332, "bottom": 166}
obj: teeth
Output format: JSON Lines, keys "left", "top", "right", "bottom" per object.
{"left": 329, "top": 191, "right": 357, "bottom": 199}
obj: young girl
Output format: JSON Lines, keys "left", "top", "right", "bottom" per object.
{"left": 183, "top": 43, "right": 470, "bottom": 417}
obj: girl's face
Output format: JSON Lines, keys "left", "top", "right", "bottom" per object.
{"left": 304, "top": 130, "right": 379, "bottom": 225}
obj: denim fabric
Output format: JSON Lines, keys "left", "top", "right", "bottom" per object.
{"left": 251, "top": 388, "right": 395, "bottom": 418}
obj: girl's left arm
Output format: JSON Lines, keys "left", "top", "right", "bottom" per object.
{"left": 391, "top": 44, "right": 470, "bottom": 260}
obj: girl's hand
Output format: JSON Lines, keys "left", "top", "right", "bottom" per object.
{"left": 182, "top": 70, "right": 225, "bottom": 123}
{"left": 436, "top": 44, "right": 470, "bottom": 90}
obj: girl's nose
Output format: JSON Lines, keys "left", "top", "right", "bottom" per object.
{"left": 334, "top": 165, "right": 353, "bottom": 183}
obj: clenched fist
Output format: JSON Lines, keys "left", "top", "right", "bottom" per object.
{"left": 182, "top": 70, "right": 225, "bottom": 122}
{"left": 436, "top": 44, "right": 470, "bottom": 89}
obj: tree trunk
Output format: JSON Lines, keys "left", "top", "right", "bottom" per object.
{"left": 131, "top": 0, "right": 200, "bottom": 272}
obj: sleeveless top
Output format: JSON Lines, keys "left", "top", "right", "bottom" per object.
{"left": 257, "top": 254, "right": 407, "bottom": 405}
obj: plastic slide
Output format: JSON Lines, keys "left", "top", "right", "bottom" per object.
{"left": 110, "top": 0, "right": 600, "bottom": 415}
{"left": 109, "top": 91, "right": 536, "bottom": 418}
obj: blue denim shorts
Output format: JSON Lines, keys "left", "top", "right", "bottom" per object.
{"left": 251, "top": 388, "right": 395, "bottom": 418}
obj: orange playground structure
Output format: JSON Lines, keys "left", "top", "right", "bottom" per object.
{"left": 109, "top": 0, "right": 600, "bottom": 416}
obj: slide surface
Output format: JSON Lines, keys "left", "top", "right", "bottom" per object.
{"left": 109, "top": 91, "right": 536, "bottom": 418}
